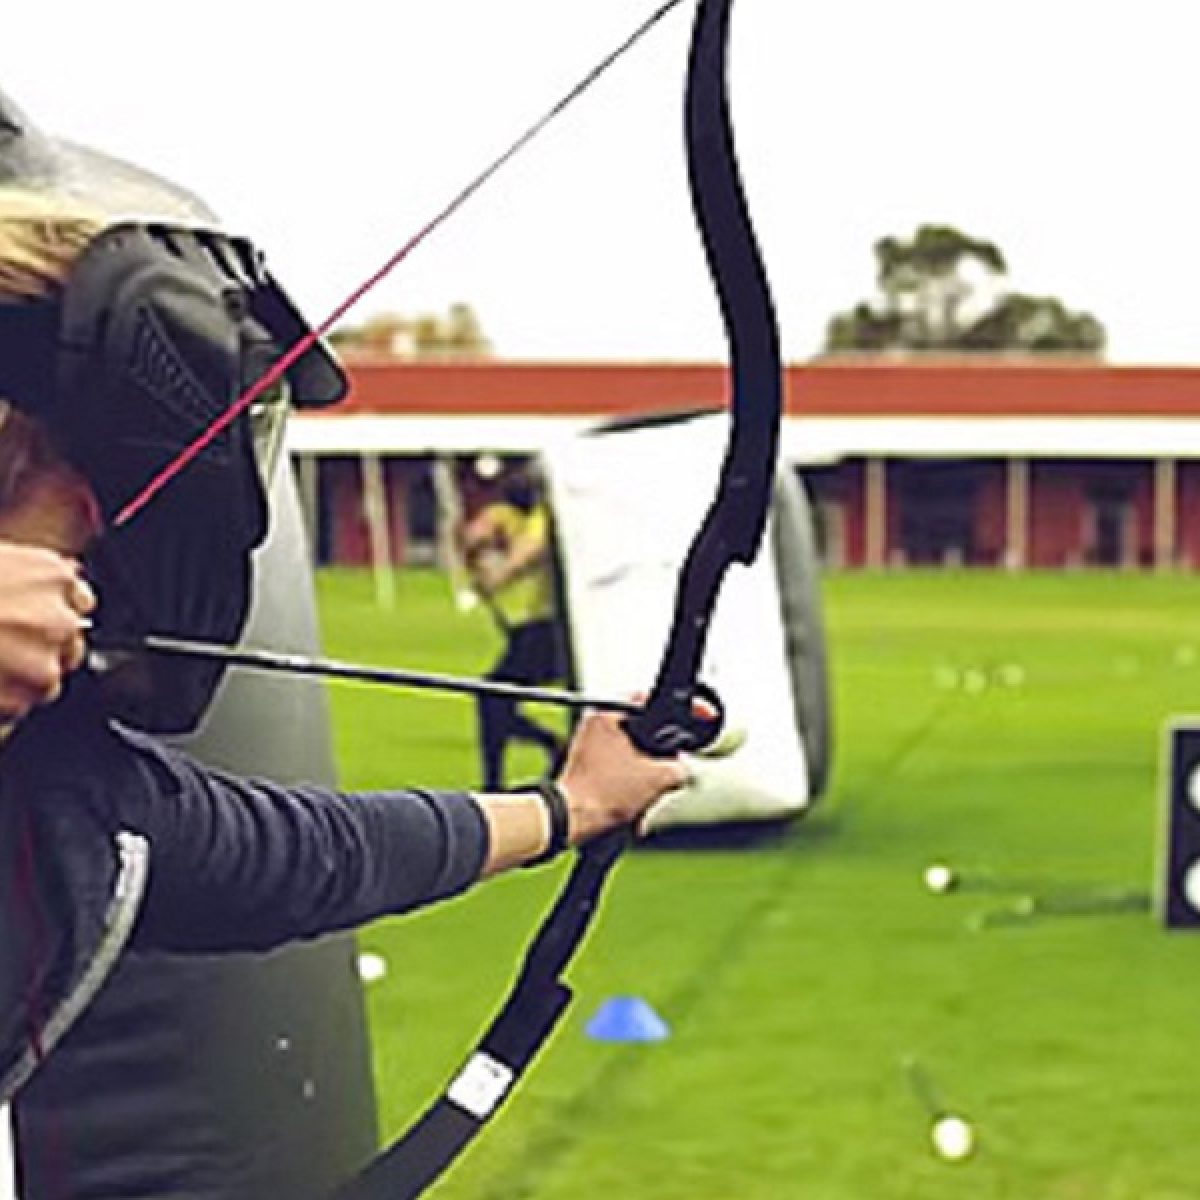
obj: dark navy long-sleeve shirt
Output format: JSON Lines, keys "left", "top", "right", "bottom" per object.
{"left": 4, "top": 698, "right": 491, "bottom": 956}
{"left": 122, "top": 727, "right": 491, "bottom": 952}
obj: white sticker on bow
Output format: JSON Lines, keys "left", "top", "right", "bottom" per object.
{"left": 447, "top": 1053, "right": 515, "bottom": 1119}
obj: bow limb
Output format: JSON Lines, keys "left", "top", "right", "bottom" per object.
{"left": 623, "top": 0, "right": 783, "bottom": 758}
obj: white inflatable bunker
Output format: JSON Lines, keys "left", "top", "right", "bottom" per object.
{"left": 541, "top": 413, "right": 830, "bottom": 830}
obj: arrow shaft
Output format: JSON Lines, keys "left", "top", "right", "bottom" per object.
{"left": 91, "top": 632, "right": 640, "bottom": 716}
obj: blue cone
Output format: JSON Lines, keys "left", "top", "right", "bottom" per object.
{"left": 585, "top": 996, "right": 670, "bottom": 1043}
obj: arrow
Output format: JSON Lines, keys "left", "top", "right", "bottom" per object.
{"left": 89, "top": 631, "right": 641, "bottom": 716}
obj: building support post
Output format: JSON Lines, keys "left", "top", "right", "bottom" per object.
{"left": 1005, "top": 457, "right": 1030, "bottom": 571}
{"left": 1155, "top": 457, "right": 1178, "bottom": 572}
{"left": 295, "top": 453, "right": 320, "bottom": 561}
{"left": 865, "top": 457, "right": 888, "bottom": 569}
{"left": 361, "top": 452, "right": 397, "bottom": 609}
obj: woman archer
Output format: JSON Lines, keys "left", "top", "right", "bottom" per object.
{"left": 0, "top": 189, "right": 686, "bottom": 1188}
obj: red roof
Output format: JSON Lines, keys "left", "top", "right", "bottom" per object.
{"left": 334, "top": 358, "right": 1200, "bottom": 420}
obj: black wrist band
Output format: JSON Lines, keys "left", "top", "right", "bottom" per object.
{"left": 523, "top": 779, "right": 571, "bottom": 868}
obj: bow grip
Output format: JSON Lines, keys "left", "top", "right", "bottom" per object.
{"left": 620, "top": 680, "right": 725, "bottom": 757}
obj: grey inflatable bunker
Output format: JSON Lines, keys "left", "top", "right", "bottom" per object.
{"left": 3, "top": 89, "right": 378, "bottom": 1200}
{"left": 772, "top": 465, "right": 833, "bottom": 799}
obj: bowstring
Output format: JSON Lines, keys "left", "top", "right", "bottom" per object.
{"left": 113, "top": 0, "right": 689, "bottom": 528}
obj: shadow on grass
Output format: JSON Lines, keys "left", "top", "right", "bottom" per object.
{"left": 639, "top": 810, "right": 840, "bottom": 854}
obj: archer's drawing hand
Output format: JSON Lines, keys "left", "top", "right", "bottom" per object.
{"left": 0, "top": 542, "right": 96, "bottom": 721}
{"left": 555, "top": 711, "right": 689, "bottom": 844}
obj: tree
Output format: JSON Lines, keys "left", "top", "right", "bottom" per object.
{"left": 958, "top": 293, "right": 1105, "bottom": 355}
{"left": 331, "top": 303, "right": 492, "bottom": 358}
{"left": 823, "top": 224, "right": 1105, "bottom": 358}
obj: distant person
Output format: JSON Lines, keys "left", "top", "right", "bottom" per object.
{"left": 461, "top": 465, "right": 567, "bottom": 789}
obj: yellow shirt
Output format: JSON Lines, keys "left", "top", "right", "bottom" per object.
{"left": 482, "top": 503, "right": 555, "bottom": 627}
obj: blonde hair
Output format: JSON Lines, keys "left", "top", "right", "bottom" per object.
{"left": 0, "top": 187, "right": 106, "bottom": 301}
{"left": 0, "top": 190, "right": 106, "bottom": 510}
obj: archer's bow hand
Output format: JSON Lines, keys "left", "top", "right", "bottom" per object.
{"left": 555, "top": 710, "right": 689, "bottom": 845}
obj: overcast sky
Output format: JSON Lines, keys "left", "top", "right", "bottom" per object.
{"left": 4, "top": 0, "right": 1200, "bottom": 364}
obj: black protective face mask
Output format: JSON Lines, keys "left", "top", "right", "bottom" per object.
{"left": 0, "top": 221, "right": 345, "bottom": 733}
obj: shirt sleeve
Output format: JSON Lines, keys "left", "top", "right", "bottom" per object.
{"left": 116, "top": 731, "right": 491, "bottom": 953}
{"left": 524, "top": 504, "right": 549, "bottom": 546}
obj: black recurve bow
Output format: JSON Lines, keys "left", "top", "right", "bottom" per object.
{"left": 334, "top": 0, "right": 783, "bottom": 1196}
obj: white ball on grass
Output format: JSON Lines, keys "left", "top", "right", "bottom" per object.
{"left": 923, "top": 864, "right": 957, "bottom": 894}
{"left": 357, "top": 952, "right": 388, "bottom": 984}
{"left": 931, "top": 1115, "right": 975, "bottom": 1161}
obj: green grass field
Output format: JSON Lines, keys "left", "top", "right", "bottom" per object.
{"left": 315, "top": 568, "right": 1200, "bottom": 1200}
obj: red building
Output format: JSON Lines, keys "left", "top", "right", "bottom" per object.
{"left": 288, "top": 358, "right": 1200, "bottom": 570}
